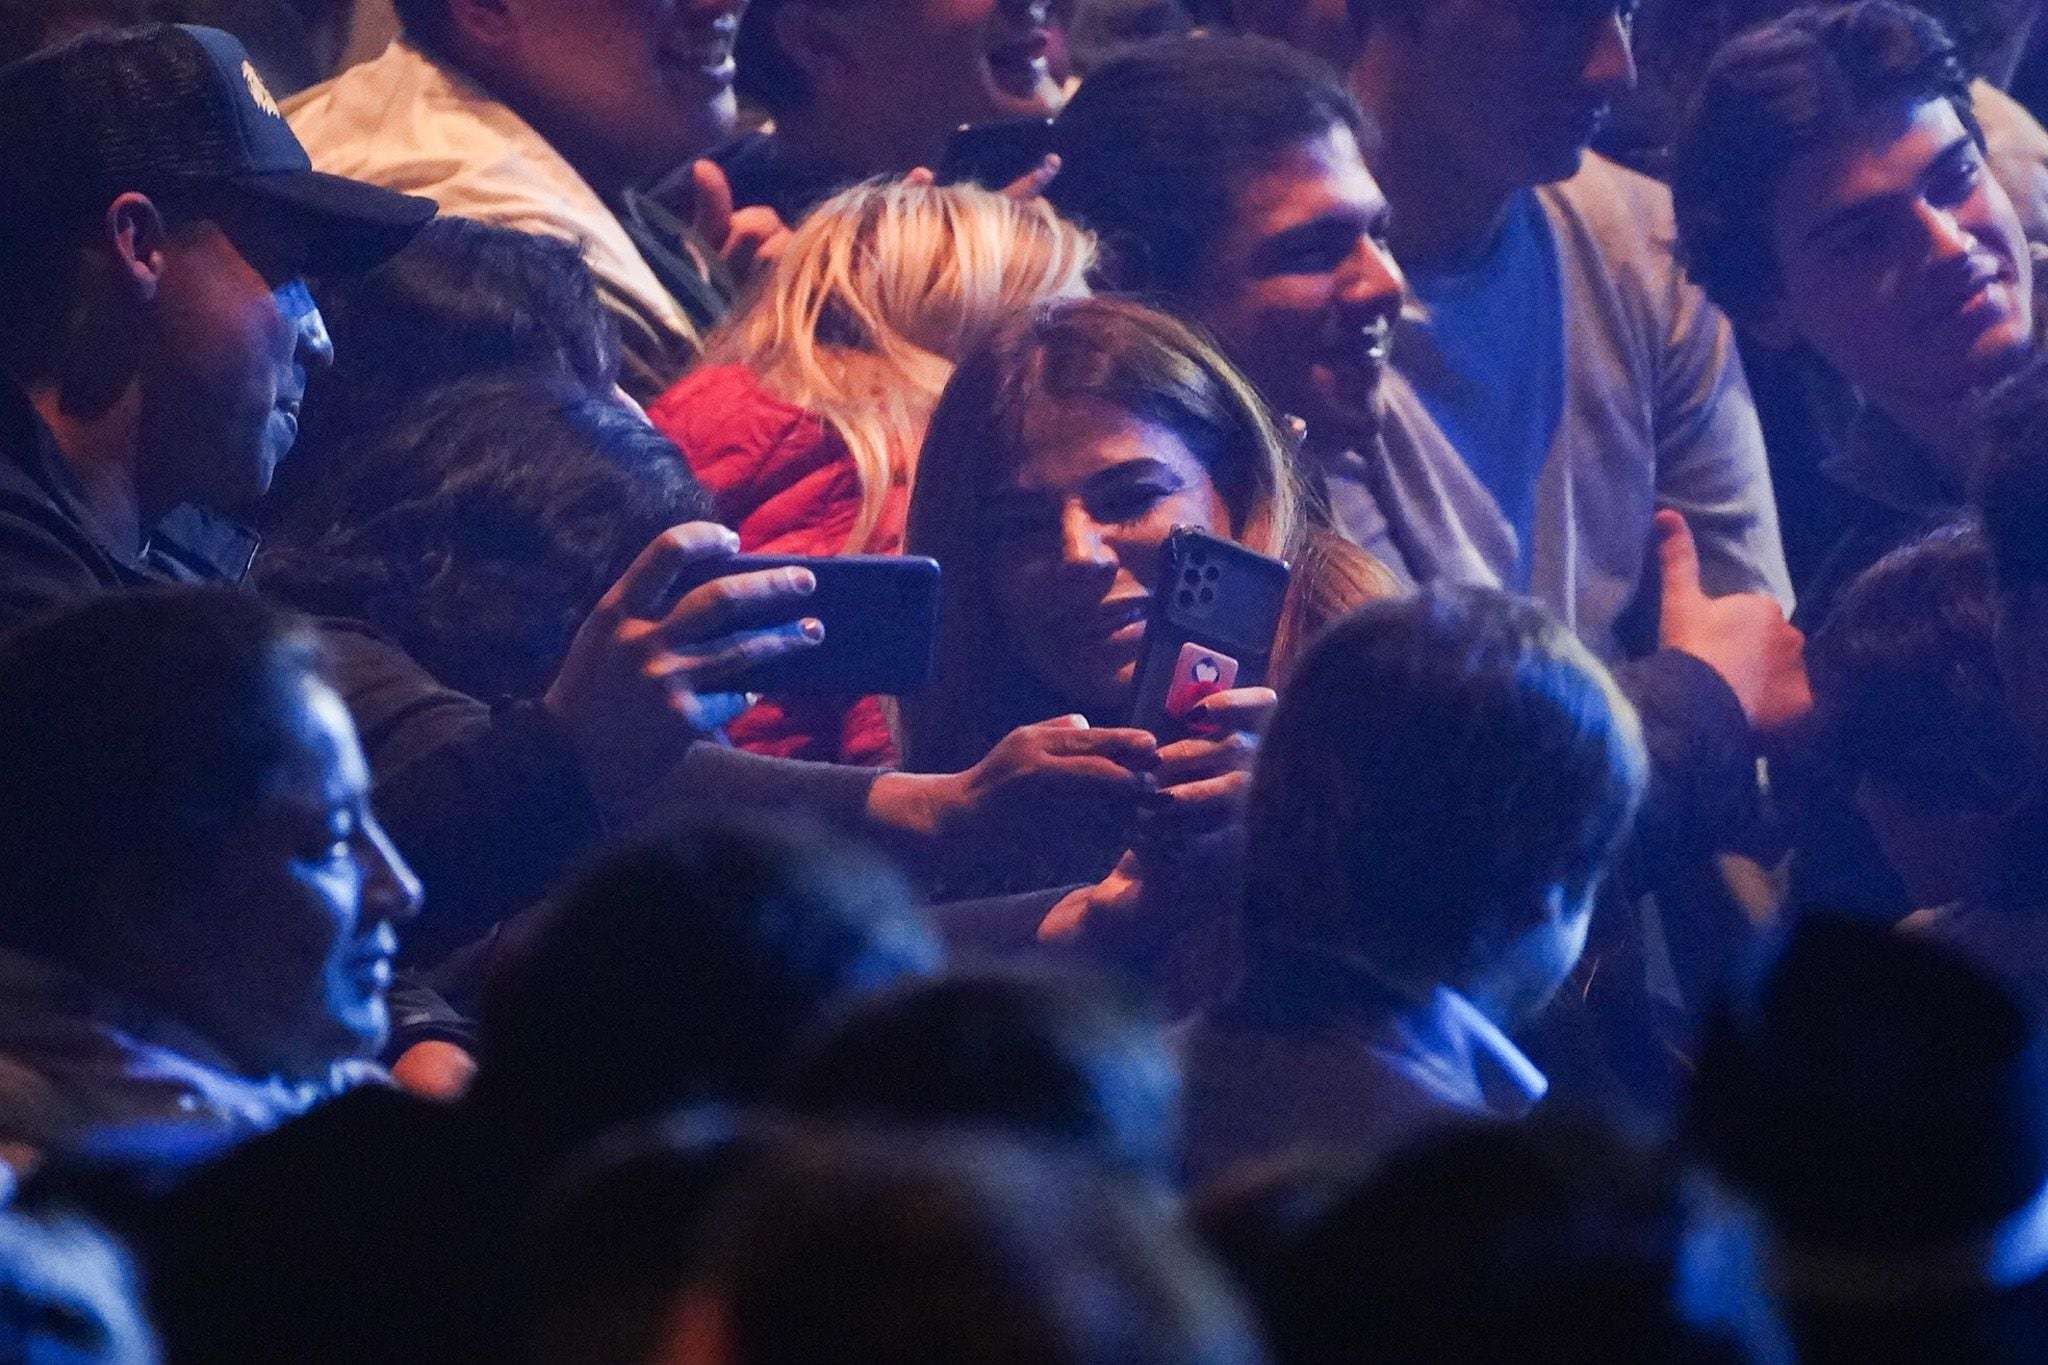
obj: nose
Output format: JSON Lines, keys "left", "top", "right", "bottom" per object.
{"left": 358, "top": 815, "right": 424, "bottom": 929}
{"left": 1057, "top": 503, "right": 1117, "bottom": 573}
{"left": 1583, "top": 9, "right": 1635, "bottom": 98}
{"left": 1914, "top": 198, "right": 1977, "bottom": 262}
{"left": 294, "top": 300, "right": 335, "bottom": 373}
{"left": 1338, "top": 235, "right": 1405, "bottom": 321}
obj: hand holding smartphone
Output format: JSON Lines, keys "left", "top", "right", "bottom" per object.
{"left": 938, "top": 118, "right": 1057, "bottom": 189}
{"left": 1128, "top": 528, "right": 1292, "bottom": 741}
{"left": 668, "top": 553, "right": 942, "bottom": 695}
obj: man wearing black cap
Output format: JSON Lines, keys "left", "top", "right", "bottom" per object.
{"left": 0, "top": 22, "right": 435, "bottom": 627}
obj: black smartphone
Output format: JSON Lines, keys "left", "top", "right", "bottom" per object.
{"left": 672, "top": 554, "right": 941, "bottom": 695}
{"left": 1128, "top": 528, "right": 1292, "bottom": 740}
{"left": 937, "top": 117, "right": 1056, "bottom": 189}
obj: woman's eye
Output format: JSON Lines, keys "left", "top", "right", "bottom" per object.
{"left": 1094, "top": 484, "right": 1171, "bottom": 523}
{"left": 987, "top": 503, "right": 1053, "bottom": 541}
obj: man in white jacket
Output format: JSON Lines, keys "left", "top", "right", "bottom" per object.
{"left": 289, "top": 0, "right": 785, "bottom": 400}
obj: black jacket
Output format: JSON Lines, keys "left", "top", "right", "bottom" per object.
{"left": 316, "top": 617, "right": 884, "bottom": 963}
{"left": 0, "top": 383, "right": 258, "bottom": 630}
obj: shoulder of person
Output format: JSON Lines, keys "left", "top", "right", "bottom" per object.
{"left": 1538, "top": 151, "right": 1679, "bottom": 246}
{"left": 0, "top": 475, "right": 130, "bottom": 630}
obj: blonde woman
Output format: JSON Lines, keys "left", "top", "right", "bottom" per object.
{"left": 649, "top": 178, "right": 1094, "bottom": 764}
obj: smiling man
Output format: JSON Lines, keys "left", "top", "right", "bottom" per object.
{"left": 1674, "top": 0, "right": 2037, "bottom": 624}
{"left": 0, "top": 23, "right": 433, "bottom": 629}
{"left": 288, "top": 0, "right": 779, "bottom": 399}
{"left": 1045, "top": 37, "right": 1493, "bottom": 581}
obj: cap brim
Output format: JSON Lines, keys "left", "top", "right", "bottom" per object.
{"left": 229, "top": 170, "right": 437, "bottom": 275}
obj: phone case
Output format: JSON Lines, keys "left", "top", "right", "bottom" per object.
{"left": 937, "top": 117, "right": 1056, "bottom": 187}
{"left": 672, "top": 554, "right": 941, "bottom": 696}
{"left": 1128, "top": 528, "right": 1292, "bottom": 736}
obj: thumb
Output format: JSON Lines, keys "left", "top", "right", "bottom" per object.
{"left": 689, "top": 159, "right": 735, "bottom": 252}
{"left": 1654, "top": 508, "right": 1706, "bottom": 610}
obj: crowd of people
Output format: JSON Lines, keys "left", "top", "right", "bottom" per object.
{"left": 2, "top": 0, "right": 2048, "bottom": 1358}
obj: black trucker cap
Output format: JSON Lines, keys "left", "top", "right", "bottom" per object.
{"left": 0, "top": 24, "right": 434, "bottom": 273}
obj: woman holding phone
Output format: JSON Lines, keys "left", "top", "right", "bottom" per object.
{"left": 904, "top": 297, "right": 1393, "bottom": 947}
{"left": 651, "top": 179, "right": 1094, "bottom": 765}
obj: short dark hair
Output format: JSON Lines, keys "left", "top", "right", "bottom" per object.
{"left": 1976, "top": 350, "right": 2048, "bottom": 593}
{"left": 0, "top": 587, "right": 323, "bottom": 969}
{"left": 688, "top": 1128, "right": 1266, "bottom": 1365}
{"left": 1672, "top": 0, "right": 1978, "bottom": 319}
{"left": 1276, "top": 1115, "right": 1765, "bottom": 1364}
{"left": 469, "top": 822, "right": 940, "bottom": 1155}
{"left": 1808, "top": 523, "right": 2030, "bottom": 812}
{"left": 780, "top": 970, "right": 1180, "bottom": 1185}
{"left": 1240, "top": 586, "right": 1647, "bottom": 999}
{"left": 1047, "top": 35, "right": 1370, "bottom": 297}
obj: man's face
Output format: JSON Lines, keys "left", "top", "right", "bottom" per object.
{"left": 1764, "top": 98, "right": 2034, "bottom": 418}
{"left": 1190, "top": 125, "right": 1404, "bottom": 455}
{"left": 816, "top": 0, "right": 1064, "bottom": 164}
{"left": 502, "top": 0, "right": 744, "bottom": 184}
{"left": 138, "top": 205, "right": 333, "bottom": 513}
{"left": 1373, "top": 0, "right": 1635, "bottom": 189}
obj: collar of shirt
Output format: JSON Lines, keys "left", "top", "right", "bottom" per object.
{"left": 1374, "top": 984, "right": 1549, "bottom": 1120}
{"left": 0, "top": 382, "right": 258, "bottom": 586}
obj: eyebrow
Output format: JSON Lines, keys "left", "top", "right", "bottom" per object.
{"left": 989, "top": 456, "right": 1185, "bottom": 503}
{"left": 1248, "top": 204, "right": 1392, "bottom": 267}
{"left": 1801, "top": 134, "right": 1978, "bottom": 249}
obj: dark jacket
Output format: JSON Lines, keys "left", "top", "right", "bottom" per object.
{"left": 316, "top": 617, "right": 884, "bottom": 964}
{"left": 1795, "top": 405, "right": 1965, "bottom": 635}
{"left": 0, "top": 383, "right": 258, "bottom": 630}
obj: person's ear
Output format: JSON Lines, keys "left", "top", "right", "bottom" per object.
{"left": 445, "top": 0, "right": 520, "bottom": 58}
{"left": 103, "top": 193, "right": 171, "bottom": 305}
{"left": 775, "top": 2, "right": 859, "bottom": 89}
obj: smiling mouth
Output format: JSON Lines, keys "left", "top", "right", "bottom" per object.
{"left": 664, "top": 16, "right": 739, "bottom": 79}
{"left": 1323, "top": 318, "right": 1392, "bottom": 377}
{"left": 1064, "top": 597, "right": 1148, "bottom": 648}
{"left": 986, "top": 30, "right": 1051, "bottom": 97}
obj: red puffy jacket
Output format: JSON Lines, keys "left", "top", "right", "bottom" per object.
{"left": 649, "top": 363, "right": 903, "bottom": 767}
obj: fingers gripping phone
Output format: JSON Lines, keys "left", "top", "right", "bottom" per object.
{"left": 673, "top": 554, "right": 941, "bottom": 695}
{"left": 1128, "top": 528, "right": 1292, "bottom": 739}
{"left": 938, "top": 117, "right": 1056, "bottom": 188}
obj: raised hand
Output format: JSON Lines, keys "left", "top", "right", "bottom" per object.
{"left": 544, "top": 523, "right": 821, "bottom": 815}
{"left": 1655, "top": 508, "right": 1813, "bottom": 737}
{"left": 688, "top": 159, "right": 791, "bottom": 282}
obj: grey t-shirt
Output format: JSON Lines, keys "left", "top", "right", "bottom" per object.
{"left": 1367, "top": 153, "right": 1792, "bottom": 661}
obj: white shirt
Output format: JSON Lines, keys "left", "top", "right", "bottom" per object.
{"left": 285, "top": 41, "right": 699, "bottom": 368}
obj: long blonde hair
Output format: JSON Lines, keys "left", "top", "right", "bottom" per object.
{"left": 700, "top": 180, "right": 1096, "bottom": 553}
{"left": 902, "top": 296, "right": 1395, "bottom": 774}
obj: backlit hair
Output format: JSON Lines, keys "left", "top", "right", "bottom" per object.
{"left": 700, "top": 179, "right": 1095, "bottom": 553}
